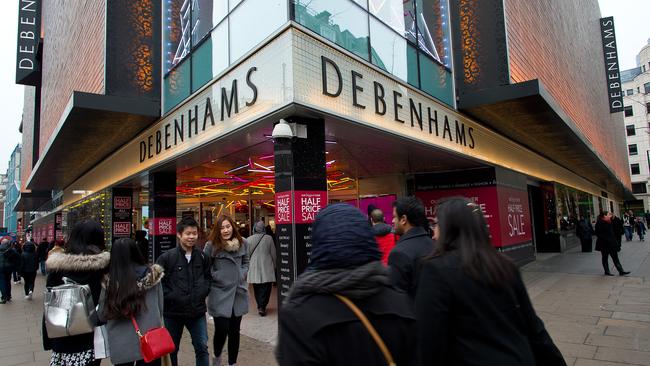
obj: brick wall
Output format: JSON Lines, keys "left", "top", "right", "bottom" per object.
{"left": 20, "top": 87, "right": 35, "bottom": 192}
{"left": 504, "top": 0, "right": 630, "bottom": 188}
{"left": 39, "top": 0, "right": 106, "bottom": 157}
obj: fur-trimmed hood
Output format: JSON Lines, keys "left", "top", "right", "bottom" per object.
{"left": 46, "top": 251, "right": 111, "bottom": 272}
{"left": 102, "top": 264, "right": 164, "bottom": 291}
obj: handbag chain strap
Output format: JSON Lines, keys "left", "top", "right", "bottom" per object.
{"left": 131, "top": 317, "right": 143, "bottom": 338}
{"left": 334, "top": 294, "right": 396, "bottom": 366}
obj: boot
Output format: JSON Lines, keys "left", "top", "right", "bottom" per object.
{"left": 211, "top": 355, "right": 221, "bottom": 366}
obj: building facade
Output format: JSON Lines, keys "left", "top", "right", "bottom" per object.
{"left": 3, "top": 145, "right": 21, "bottom": 234}
{"left": 0, "top": 173, "right": 6, "bottom": 232}
{"left": 622, "top": 40, "right": 650, "bottom": 212}
{"left": 15, "top": 0, "right": 631, "bottom": 295}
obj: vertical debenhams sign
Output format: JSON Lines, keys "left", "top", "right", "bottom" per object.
{"left": 16, "top": 0, "right": 41, "bottom": 86}
{"left": 599, "top": 17, "right": 623, "bottom": 113}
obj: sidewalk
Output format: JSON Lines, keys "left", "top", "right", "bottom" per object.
{"left": 0, "top": 239, "right": 648, "bottom": 365}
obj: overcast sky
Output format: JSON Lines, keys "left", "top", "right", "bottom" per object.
{"left": 0, "top": 0, "right": 648, "bottom": 174}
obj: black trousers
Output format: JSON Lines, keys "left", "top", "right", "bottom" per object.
{"left": 213, "top": 314, "right": 242, "bottom": 365}
{"left": 115, "top": 359, "right": 161, "bottom": 366}
{"left": 22, "top": 272, "right": 36, "bottom": 296}
{"left": 253, "top": 282, "right": 273, "bottom": 310}
{"left": 601, "top": 250, "right": 624, "bottom": 274}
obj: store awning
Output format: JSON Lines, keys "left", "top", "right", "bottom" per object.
{"left": 26, "top": 91, "right": 159, "bottom": 191}
{"left": 13, "top": 191, "right": 53, "bottom": 212}
{"left": 458, "top": 79, "right": 634, "bottom": 200}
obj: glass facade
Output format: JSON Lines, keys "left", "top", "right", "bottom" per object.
{"left": 163, "top": 0, "right": 288, "bottom": 113}
{"left": 294, "top": 0, "right": 453, "bottom": 106}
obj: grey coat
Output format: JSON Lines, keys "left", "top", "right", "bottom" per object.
{"left": 246, "top": 222, "right": 276, "bottom": 284}
{"left": 204, "top": 240, "right": 249, "bottom": 318}
{"left": 98, "top": 264, "right": 164, "bottom": 365}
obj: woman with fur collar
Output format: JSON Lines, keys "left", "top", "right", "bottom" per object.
{"left": 204, "top": 214, "right": 249, "bottom": 366}
{"left": 43, "top": 220, "right": 109, "bottom": 366}
{"left": 98, "top": 238, "right": 165, "bottom": 366}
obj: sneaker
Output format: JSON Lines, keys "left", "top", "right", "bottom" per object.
{"left": 27, "top": 291, "right": 33, "bottom": 300}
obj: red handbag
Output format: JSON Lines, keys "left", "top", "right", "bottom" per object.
{"left": 131, "top": 317, "right": 176, "bottom": 363}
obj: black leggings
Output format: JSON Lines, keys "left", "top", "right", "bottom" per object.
{"left": 114, "top": 360, "right": 160, "bottom": 366}
{"left": 213, "top": 314, "right": 242, "bottom": 365}
{"left": 22, "top": 272, "right": 36, "bottom": 295}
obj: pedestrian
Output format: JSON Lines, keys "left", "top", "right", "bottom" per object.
{"left": 611, "top": 214, "right": 624, "bottom": 247}
{"left": 416, "top": 197, "right": 566, "bottom": 365}
{"left": 635, "top": 218, "right": 646, "bottom": 241}
{"left": 19, "top": 239, "right": 38, "bottom": 300}
{"left": 388, "top": 196, "right": 434, "bottom": 297}
{"left": 155, "top": 217, "right": 211, "bottom": 366}
{"left": 48, "top": 240, "right": 65, "bottom": 257}
{"left": 98, "top": 238, "right": 165, "bottom": 366}
{"left": 370, "top": 208, "right": 397, "bottom": 265}
{"left": 37, "top": 238, "right": 49, "bottom": 275}
{"left": 277, "top": 204, "right": 416, "bottom": 365}
{"left": 622, "top": 212, "right": 633, "bottom": 241}
{"left": 0, "top": 238, "right": 21, "bottom": 303}
{"left": 246, "top": 220, "right": 276, "bottom": 316}
{"left": 595, "top": 212, "right": 630, "bottom": 276}
{"left": 576, "top": 216, "right": 594, "bottom": 252}
{"left": 11, "top": 241, "right": 22, "bottom": 284}
{"left": 204, "top": 215, "right": 249, "bottom": 366}
{"left": 135, "top": 230, "right": 149, "bottom": 260}
{"left": 43, "top": 220, "right": 110, "bottom": 366}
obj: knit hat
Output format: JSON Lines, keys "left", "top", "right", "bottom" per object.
{"left": 309, "top": 203, "right": 381, "bottom": 270}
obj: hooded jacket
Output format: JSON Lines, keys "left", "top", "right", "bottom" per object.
{"left": 20, "top": 241, "right": 39, "bottom": 274}
{"left": 372, "top": 222, "right": 396, "bottom": 265}
{"left": 246, "top": 221, "right": 276, "bottom": 284}
{"left": 0, "top": 241, "right": 20, "bottom": 272}
{"left": 43, "top": 251, "right": 111, "bottom": 353}
{"left": 98, "top": 264, "right": 164, "bottom": 365}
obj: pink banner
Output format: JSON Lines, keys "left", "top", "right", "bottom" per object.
{"left": 113, "top": 222, "right": 131, "bottom": 236}
{"left": 149, "top": 217, "right": 176, "bottom": 236}
{"left": 497, "top": 186, "right": 533, "bottom": 246}
{"left": 275, "top": 192, "right": 292, "bottom": 225}
{"left": 294, "top": 191, "right": 327, "bottom": 224}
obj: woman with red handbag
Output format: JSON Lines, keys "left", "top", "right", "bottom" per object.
{"left": 98, "top": 238, "right": 172, "bottom": 365}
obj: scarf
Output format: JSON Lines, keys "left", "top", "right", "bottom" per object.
{"left": 286, "top": 261, "right": 389, "bottom": 303}
{"left": 223, "top": 238, "right": 240, "bottom": 252}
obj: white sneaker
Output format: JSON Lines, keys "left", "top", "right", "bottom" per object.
{"left": 27, "top": 291, "right": 33, "bottom": 300}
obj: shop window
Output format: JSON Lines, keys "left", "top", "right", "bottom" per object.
{"left": 229, "top": 0, "right": 287, "bottom": 62}
{"left": 645, "top": 82, "right": 650, "bottom": 94}
{"left": 629, "top": 144, "right": 638, "bottom": 156}
{"left": 626, "top": 89, "right": 634, "bottom": 96}
{"left": 419, "top": 53, "right": 454, "bottom": 106}
{"left": 164, "top": 59, "right": 191, "bottom": 113}
{"left": 294, "top": 0, "right": 370, "bottom": 61}
{"left": 625, "top": 106, "right": 634, "bottom": 117}
{"left": 626, "top": 125, "right": 636, "bottom": 136}
{"left": 632, "top": 182, "right": 647, "bottom": 194}
{"left": 370, "top": 17, "right": 408, "bottom": 81}
{"left": 415, "top": 0, "right": 451, "bottom": 67}
{"left": 631, "top": 163, "right": 640, "bottom": 175}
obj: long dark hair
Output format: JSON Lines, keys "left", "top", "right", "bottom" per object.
{"left": 207, "top": 214, "right": 243, "bottom": 254}
{"left": 431, "top": 197, "right": 516, "bottom": 287}
{"left": 103, "top": 238, "right": 148, "bottom": 319}
{"left": 66, "top": 220, "right": 106, "bottom": 255}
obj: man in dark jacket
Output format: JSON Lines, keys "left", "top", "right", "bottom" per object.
{"left": 277, "top": 204, "right": 416, "bottom": 366}
{"left": 576, "top": 216, "right": 594, "bottom": 252}
{"left": 19, "top": 240, "right": 39, "bottom": 300}
{"left": 388, "top": 196, "right": 434, "bottom": 298}
{"left": 36, "top": 238, "right": 49, "bottom": 275}
{"left": 0, "top": 239, "right": 21, "bottom": 303}
{"left": 611, "top": 215, "right": 624, "bottom": 247}
{"left": 156, "top": 217, "right": 211, "bottom": 366}
{"left": 595, "top": 212, "right": 630, "bottom": 276}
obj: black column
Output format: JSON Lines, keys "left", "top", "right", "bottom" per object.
{"left": 274, "top": 118, "right": 327, "bottom": 307}
{"left": 149, "top": 170, "right": 177, "bottom": 262}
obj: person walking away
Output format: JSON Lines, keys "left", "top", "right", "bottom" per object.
{"left": 246, "top": 220, "right": 275, "bottom": 316}
{"left": 388, "top": 196, "right": 434, "bottom": 297}
{"left": 135, "top": 230, "right": 149, "bottom": 260}
{"left": 11, "top": 241, "right": 22, "bottom": 284}
{"left": 635, "top": 218, "right": 646, "bottom": 241}
{"left": 156, "top": 217, "right": 211, "bottom": 366}
{"left": 43, "top": 220, "right": 109, "bottom": 366}
{"left": 277, "top": 204, "right": 416, "bottom": 365}
{"left": 37, "top": 238, "right": 49, "bottom": 275}
{"left": 19, "top": 239, "right": 38, "bottom": 300}
{"left": 98, "top": 238, "right": 165, "bottom": 366}
{"left": 622, "top": 213, "right": 633, "bottom": 241}
{"left": 611, "top": 214, "right": 624, "bottom": 247}
{"left": 595, "top": 212, "right": 630, "bottom": 276}
{"left": 204, "top": 215, "right": 249, "bottom": 366}
{"left": 0, "top": 239, "right": 21, "bottom": 303}
{"left": 576, "top": 216, "right": 594, "bottom": 252}
{"left": 417, "top": 197, "right": 565, "bottom": 365}
{"left": 370, "top": 209, "right": 397, "bottom": 265}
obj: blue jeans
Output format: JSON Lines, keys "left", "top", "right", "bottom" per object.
{"left": 624, "top": 226, "right": 633, "bottom": 241}
{"left": 164, "top": 315, "right": 209, "bottom": 366}
{"left": 40, "top": 260, "right": 46, "bottom": 275}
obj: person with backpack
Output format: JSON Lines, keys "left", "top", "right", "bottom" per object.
{"left": 204, "top": 214, "right": 249, "bottom": 366}
{"left": 43, "top": 220, "right": 109, "bottom": 366}
{"left": 246, "top": 220, "right": 276, "bottom": 316}
{"left": 156, "top": 217, "right": 211, "bottom": 366}
{"left": 0, "top": 238, "right": 21, "bottom": 303}
{"left": 19, "top": 239, "right": 39, "bottom": 300}
{"left": 98, "top": 238, "right": 165, "bottom": 366}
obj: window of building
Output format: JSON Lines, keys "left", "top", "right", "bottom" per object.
{"left": 631, "top": 163, "right": 640, "bottom": 175}
{"left": 645, "top": 82, "right": 650, "bottom": 94}
{"left": 629, "top": 144, "right": 638, "bottom": 155}
{"left": 626, "top": 89, "right": 634, "bottom": 96}
{"left": 627, "top": 125, "right": 636, "bottom": 136}
{"left": 625, "top": 106, "right": 634, "bottom": 117}
{"left": 230, "top": 0, "right": 287, "bottom": 61}
{"left": 632, "top": 182, "right": 647, "bottom": 194}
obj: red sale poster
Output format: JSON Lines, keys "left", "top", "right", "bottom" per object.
{"left": 497, "top": 186, "right": 533, "bottom": 246}
{"left": 275, "top": 192, "right": 292, "bottom": 225}
{"left": 294, "top": 191, "right": 327, "bottom": 224}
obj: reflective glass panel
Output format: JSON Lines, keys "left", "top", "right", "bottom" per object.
{"left": 294, "top": 0, "right": 370, "bottom": 60}
{"left": 164, "top": 59, "right": 191, "bottom": 112}
{"left": 368, "top": 0, "right": 406, "bottom": 34}
{"left": 370, "top": 17, "right": 407, "bottom": 81}
{"left": 230, "top": 0, "right": 287, "bottom": 62}
{"left": 192, "top": 0, "right": 214, "bottom": 46}
{"left": 415, "top": 0, "right": 451, "bottom": 67}
{"left": 407, "top": 44, "right": 419, "bottom": 87}
{"left": 419, "top": 53, "right": 453, "bottom": 106}
{"left": 192, "top": 38, "right": 212, "bottom": 92}
{"left": 164, "top": 0, "right": 188, "bottom": 72}
{"left": 211, "top": 20, "right": 229, "bottom": 78}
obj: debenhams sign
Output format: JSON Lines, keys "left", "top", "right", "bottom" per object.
{"left": 16, "top": 0, "right": 41, "bottom": 86}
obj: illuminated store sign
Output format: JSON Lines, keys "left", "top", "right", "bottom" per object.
{"left": 599, "top": 16, "right": 623, "bottom": 113}
{"left": 16, "top": 0, "right": 41, "bottom": 85}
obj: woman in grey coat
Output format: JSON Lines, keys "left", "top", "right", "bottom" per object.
{"left": 246, "top": 221, "right": 276, "bottom": 316}
{"left": 98, "top": 238, "right": 165, "bottom": 366}
{"left": 204, "top": 214, "right": 249, "bottom": 366}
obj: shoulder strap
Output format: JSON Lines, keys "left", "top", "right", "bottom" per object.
{"left": 131, "top": 316, "right": 143, "bottom": 338}
{"left": 249, "top": 234, "right": 266, "bottom": 258}
{"left": 334, "top": 294, "right": 396, "bottom": 366}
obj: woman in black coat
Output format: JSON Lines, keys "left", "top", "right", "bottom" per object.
{"left": 277, "top": 204, "right": 416, "bottom": 366}
{"left": 43, "top": 220, "right": 109, "bottom": 366}
{"left": 416, "top": 197, "right": 565, "bottom": 365}
{"left": 595, "top": 212, "right": 630, "bottom": 276}
{"left": 19, "top": 241, "right": 39, "bottom": 299}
